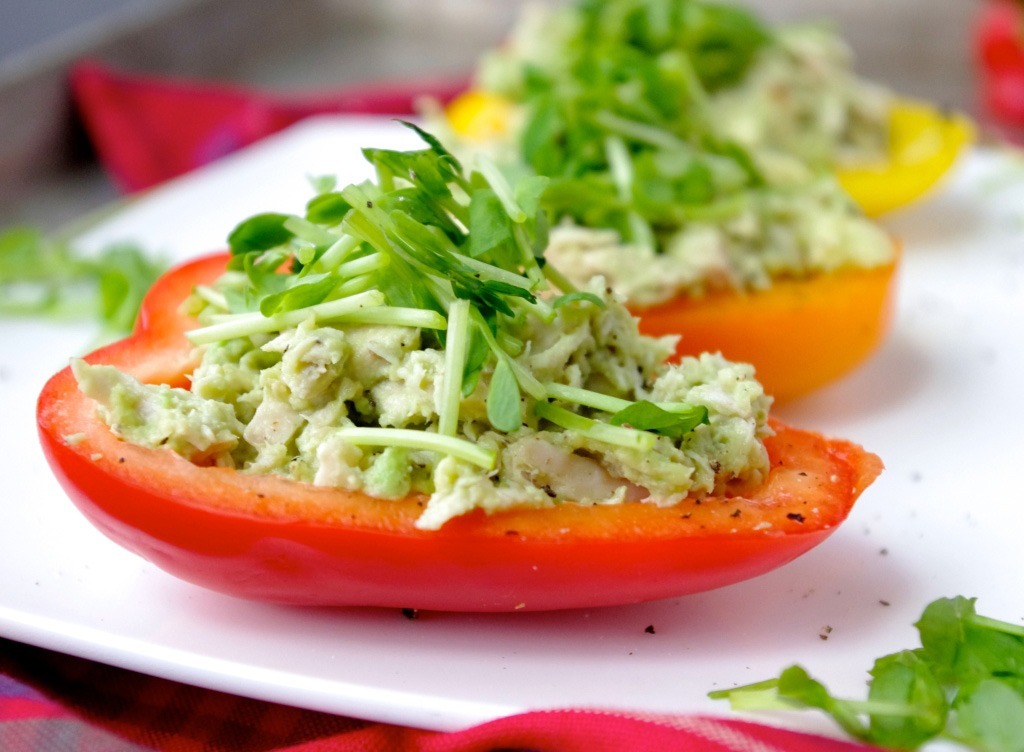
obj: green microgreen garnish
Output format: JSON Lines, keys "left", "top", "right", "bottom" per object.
{"left": 608, "top": 399, "right": 709, "bottom": 438}
{"left": 486, "top": 357, "right": 523, "bottom": 433}
{"left": 552, "top": 291, "right": 606, "bottom": 310}
{"left": 227, "top": 212, "right": 294, "bottom": 256}
{"left": 193, "top": 124, "right": 708, "bottom": 470}
{"left": 439, "top": 299, "right": 471, "bottom": 436}
{"left": 187, "top": 291, "right": 388, "bottom": 345}
{"left": 334, "top": 428, "right": 495, "bottom": 470}
{"left": 710, "top": 596, "right": 1024, "bottom": 751}
{"left": 543, "top": 382, "right": 705, "bottom": 421}
{"left": 535, "top": 401, "right": 656, "bottom": 452}
{"left": 484, "top": 0, "right": 773, "bottom": 251}
{"left": 0, "top": 225, "right": 166, "bottom": 341}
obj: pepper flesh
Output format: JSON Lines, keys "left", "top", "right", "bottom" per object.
{"left": 37, "top": 253, "right": 883, "bottom": 612}
{"left": 634, "top": 257, "right": 899, "bottom": 403}
{"left": 837, "top": 99, "right": 974, "bottom": 218}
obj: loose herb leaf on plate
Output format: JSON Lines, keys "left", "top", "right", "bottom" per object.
{"left": 710, "top": 596, "right": 1024, "bottom": 751}
{"left": 0, "top": 225, "right": 165, "bottom": 338}
{"left": 866, "top": 651, "right": 948, "bottom": 749}
{"left": 95, "top": 244, "right": 169, "bottom": 336}
{"left": 951, "top": 679, "right": 1024, "bottom": 752}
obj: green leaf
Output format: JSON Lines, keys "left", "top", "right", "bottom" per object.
{"left": 679, "top": 2, "right": 769, "bottom": 92}
{"left": 535, "top": 400, "right": 655, "bottom": 451}
{"left": 866, "top": 651, "right": 947, "bottom": 748}
{"left": 916, "top": 596, "right": 977, "bottom": 682}
{"left": 914, "top": 596, "right": 1024, "bottom": 686}
{"left": 468, "top": 189, "right": 514, "bottom": 258}
{"left": 305, "top": 192, "right": 352, "bottom": 225}
{"left": 952, "top": 679, "right": 1024, "bottom": 752}
{"left": 461, "top": 323, "right": 490, "bottom": 397}
{"left": 227, "top": 213, "right": 294, "bottom": 255}
{"left": 513, "top": 175, "right": 551, "bottom": 219}
{"left": 608, "top": 400, "right": 708, "bottom": 438}
{"left": 486, "top": 357, "right": 522, "bottom": 432}
{"left": 711, "top": 596, "right": 1024, "bottom": 751}
{"left": 257, "top": 274, "right": 337, "bottom": 317}
{"left": 520, "top": 95, "right": 565, "bottom": 176}
{"left": 376, "top": 188, "right": 465, "bottom": 242}
{"left": 307, "top": 174, "right": 337, "bottom": 194}
{"left": 397, "top": 119, "right": 465, "bottom": 176}
{"left": 0, "top": 226, "right": 165, "bottom": 337}
{"left": 552, "top": 291, "right": 606, "bottom": 310}
{"left": 775, "top": 666, "right": 868, "bottom": 740}
{"left": 94, "top": 244, "right": 167, "bottom": 335}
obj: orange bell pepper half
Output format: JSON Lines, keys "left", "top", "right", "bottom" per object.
{"left": 635, "top": 256, "right": 899, "bottom": 404}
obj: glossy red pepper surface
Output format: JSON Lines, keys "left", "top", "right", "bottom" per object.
{"left": 37, "top": 254, "right": 883, "bottom": 612}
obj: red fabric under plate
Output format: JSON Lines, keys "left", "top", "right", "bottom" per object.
{"left": 70, "top": 61, "right": 466, "bottom": 193}
{"left": 0, "top": 638, "right": 883, "bottom": 752}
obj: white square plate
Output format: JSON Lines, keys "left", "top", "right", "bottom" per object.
{"left": 3, "top": 116, "right": 1022, "bottom": 738}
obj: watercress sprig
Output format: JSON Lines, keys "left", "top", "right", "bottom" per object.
{"left": 710, "top": 596, "right": 1024, "bottom": 751}
{"left": 0, "top": 225, "right": 166, "bottom": 341}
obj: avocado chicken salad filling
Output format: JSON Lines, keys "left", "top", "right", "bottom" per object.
{"left": 437, "top": 0, "right": 896, "bottom": 307}
{"left": 476, "top": 0, "right": 891, "bottom": 170}
{"left": 73, "top": 125, "right": 772, "bottom": 530}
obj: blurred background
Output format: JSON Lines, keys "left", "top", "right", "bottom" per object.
{"left": 0, "top": 0, "right": 981, "bottom": 230}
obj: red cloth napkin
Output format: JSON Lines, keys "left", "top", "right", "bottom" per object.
{"left": 1, "top": 638, "right": 879, "bottom": 752}
{"left": 70, "top": 61, "right": 467, "bottom": 193}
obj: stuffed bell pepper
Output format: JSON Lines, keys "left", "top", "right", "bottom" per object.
{"left": 37, "top": 125, "right": 882, "bottom": 612}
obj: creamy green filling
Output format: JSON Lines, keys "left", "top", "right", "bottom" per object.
{"left": 75, "top": 279, "right": 772, "bottom": 530}
{"left": 543, "top": 177, "right": 894, "bottom": 307}
{"left": 477, "top": 5, "right": 891, "bottom": 169}
{"left": 705, "top": 24, "right": 892, "bottom": 169}
{"left": 438, "top": 3, "right": 895, "bottom": 306}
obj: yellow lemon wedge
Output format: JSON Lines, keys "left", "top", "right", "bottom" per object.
{"left": 837, "top": 99, "right": 974, "bottom": 217}
{"left": 446, "top": 90, "right": 515, "bottom": 142}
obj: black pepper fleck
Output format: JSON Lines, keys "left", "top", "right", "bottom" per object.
{"left": 819, "top": 625, "right": 833, "bottom": 640}
{"left": 786, "top": 512, "right": 805, "bottom": 523}
{"left": 644, "top": 625, "right": 656, "bottom": 634}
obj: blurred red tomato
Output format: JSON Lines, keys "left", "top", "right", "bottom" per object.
{"left": 977, "top": 0, "right": 1024, "bottom": 133}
